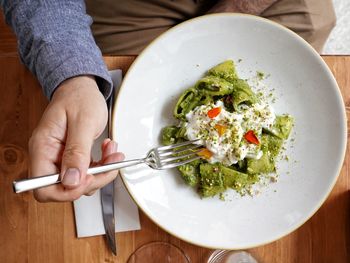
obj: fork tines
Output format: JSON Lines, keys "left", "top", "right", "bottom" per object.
{"left": 156, "top": 139, "right": 204, "bottom": 169}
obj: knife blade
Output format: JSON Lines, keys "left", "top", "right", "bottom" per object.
{"left": 101, "top": 90, "right": 116, "bottom": 255}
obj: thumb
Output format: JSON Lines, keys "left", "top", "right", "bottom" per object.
{"left": 60, "top": 118, "right": 95, "bottom": 189}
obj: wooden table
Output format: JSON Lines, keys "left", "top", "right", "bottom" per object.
{"left": 0, "top": 53, "right": 349, "bottom": 262}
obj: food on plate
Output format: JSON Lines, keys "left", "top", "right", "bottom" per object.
{"left": 161, "top": 60, "right": 293, "bottom": 198}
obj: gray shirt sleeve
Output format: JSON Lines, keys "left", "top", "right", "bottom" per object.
{"left": 1, "top": 0, "right": 113, "bottom": 100}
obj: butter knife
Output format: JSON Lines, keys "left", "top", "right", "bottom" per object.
{"left": 101, "top": 89, "right": 116, "bottom": 255}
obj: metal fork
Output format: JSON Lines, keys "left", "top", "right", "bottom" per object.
{"left": 13, "top": 139, "right": 203, "bottom": 193}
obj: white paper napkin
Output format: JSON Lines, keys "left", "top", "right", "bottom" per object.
{"left": 73, "top": 70, "right": 140, "bottom": 238}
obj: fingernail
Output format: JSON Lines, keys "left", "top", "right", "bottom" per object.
{"left": 62, "top": 168, "right": 81, "bottom": 186}
{"left": 106, "top": 141, "right": 118, "bottom": 156}
{"left": 103, "top": 138, "right": 111, "bottom": 146}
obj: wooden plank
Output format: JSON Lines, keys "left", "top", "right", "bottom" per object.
{"left": 0, "top": 12, "right": 18, "bottom": 56}
{"left": 0, "top": 57, "right": 30, "bottom": 263}
{"left": 0, "top": 55, "right": 348, "bottom": 263}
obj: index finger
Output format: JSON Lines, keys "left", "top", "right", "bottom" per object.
{"left": 29, "top": 126, "right": 93, "bottom": 202}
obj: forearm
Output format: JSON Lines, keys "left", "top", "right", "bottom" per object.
{"left": 209, "top": 0, "right": 280, "bottom": 15}
{"left": 1, "top": 0, "right": 112, "bottom": 100}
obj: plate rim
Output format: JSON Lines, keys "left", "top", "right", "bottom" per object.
{"left": 112, "top": 13, "right": 348, "bottom": 249}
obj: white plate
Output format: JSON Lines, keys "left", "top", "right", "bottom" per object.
{"left": 112, "top": 14, "right": 347, "bottom": 249}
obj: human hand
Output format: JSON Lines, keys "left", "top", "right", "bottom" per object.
{"left": 29, "top": 76, "right": 124, "bottom": 202}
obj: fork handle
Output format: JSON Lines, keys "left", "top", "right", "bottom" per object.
{"left": 13, "top": 158, "right": 145, "bottom": 193}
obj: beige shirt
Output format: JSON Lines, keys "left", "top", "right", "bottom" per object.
{"left": 86, "top": 0, "right": 336, "bottom": 54}
{"left": 86, "top": 0, "right": 215, "bottom": 55}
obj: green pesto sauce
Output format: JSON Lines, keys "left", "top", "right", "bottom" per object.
{"left": 161, "top": 60, "right": 294, "bottom": 199}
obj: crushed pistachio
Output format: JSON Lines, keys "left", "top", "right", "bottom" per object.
{"left": 257, "top": 71, "right": 265, "bottom": 80}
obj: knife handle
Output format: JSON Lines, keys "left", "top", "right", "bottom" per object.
{"left": 13, "top": 158, "right": 144, "bottom": 193}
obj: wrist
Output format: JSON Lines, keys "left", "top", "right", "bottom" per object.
{"left": 52, "top": 75, "right": 100, "bottom": 100}
{"left": 50, "top": 75, "right": 108, "bottom": 135}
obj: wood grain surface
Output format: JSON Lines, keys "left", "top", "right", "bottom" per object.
{"left": 0, "top": 12, "right": 17, "bottom": 56}
{"left": 0, "top": 54, "right": 348, "bottom": 263}
{"left": 0, "top": 11, "right": 349, "bottom": 263}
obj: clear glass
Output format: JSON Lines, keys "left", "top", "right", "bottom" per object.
{"left": 207, "top": 250, "right": 258, "bottom": 263}
{"left": 127, "top": 241, "right": 191, "bottom": 263}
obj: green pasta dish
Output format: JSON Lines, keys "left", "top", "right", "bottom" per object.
{"left": 161, "top": 60, "right": 294, "bottom": 198}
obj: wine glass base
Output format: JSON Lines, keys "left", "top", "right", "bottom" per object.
{"left": 127, "top": 241, "right": 190, "bottom": 263}
{"left": 207, "top": 250, "right": 258, "bottom": 263}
